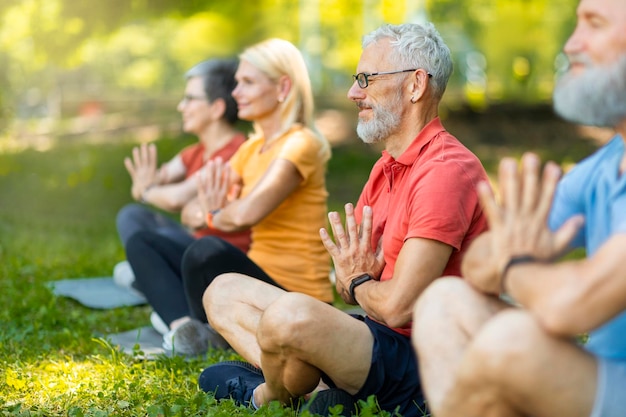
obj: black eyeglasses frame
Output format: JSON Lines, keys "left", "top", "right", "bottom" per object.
{"left": 352, "top": 69, "right": 432, "bottom": 89}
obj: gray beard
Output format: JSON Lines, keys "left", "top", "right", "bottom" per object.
{"left": 356, "top": 93, "right": 403, "bottom": 144}
{"left": 553, "top": 55, "right": 626, "bottom": 128}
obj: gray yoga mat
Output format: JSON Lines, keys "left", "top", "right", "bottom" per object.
{"left": 47, "top": 277, "right": 147, "bottom": 309}
{"left": 106, "top": 326, "right": 167, "bottom": 359}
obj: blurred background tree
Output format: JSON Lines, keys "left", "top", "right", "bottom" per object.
{"left": 0, "top": 0, "right": 578, "bottom": 140}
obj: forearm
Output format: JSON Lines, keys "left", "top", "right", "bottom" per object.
{"left": 208, "top": 200, "right": 260, "bottom": 232}
{"left": 345, "top": 238, "right": 452, "bottom": 328}
{"left": 506, "top": 239, "right": 626, "bottom": 336}
{"left": 141, "top": 179, "right": 198, "bottom": 212}
{"left": 461, "top": 232, "right": 500, "bottom": 294}
{"left": 354, "top": 278, "right": 428, "bottom": 328}
{"left": 156, "top": 156, "right": 186, "bottom": 184}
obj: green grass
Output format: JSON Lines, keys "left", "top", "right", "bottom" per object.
{"left": 0, "top": 134, "right": 394, "bottom": 416}
{"left": 0, "top": 110, "right": 600, "bottom": 416}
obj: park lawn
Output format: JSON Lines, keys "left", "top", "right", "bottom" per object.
{"left": 0, "top": 133, "right": 392, "bottom": 416}
{"left": 0, "top": 115, "right": 597, "bottom": 416}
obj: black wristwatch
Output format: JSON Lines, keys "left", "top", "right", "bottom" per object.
{"left": 349, "top": 274, "right": 372, "bottom": 304}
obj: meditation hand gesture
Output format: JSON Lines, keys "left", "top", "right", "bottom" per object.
{"left": 475, "top": 153, "right": 584, "bottom": 294}
{"left": 197, "top": 157, "right": 237, "bottom": 217}
{"left": 124, "top": 143, "right": 159, "bottom": 201}
{"left": 320, "top": 203, "right": 385, "bottom": 304}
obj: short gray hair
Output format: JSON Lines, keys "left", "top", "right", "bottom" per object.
{"left": 363, "top": 23, "right": 453, "bottom": 100}
{"left": 185, "top": 58, "right": 239, "bottom": 124}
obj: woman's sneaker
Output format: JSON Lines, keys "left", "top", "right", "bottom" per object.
{"left": 150, "top": 311, "right": 170, "bottom": 336}
{"left": 162, "top": 319, "right": 210, "bottom": 356}
{"left": 112, "top": 260, "right": 135, "bottom": 288}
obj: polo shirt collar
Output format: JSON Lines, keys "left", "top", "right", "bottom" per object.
{"left": 381, "top": 117, "right": 445, "bottom": 166}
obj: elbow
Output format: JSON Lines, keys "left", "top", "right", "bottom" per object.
{"left": 377, "top": 303, "right": 413, "bottom": 329}
{"left": 533, "top": 292, "right": 586, "bottom": 336}
{"left": 228, "top": 206, "right": 261, "bottom": 230}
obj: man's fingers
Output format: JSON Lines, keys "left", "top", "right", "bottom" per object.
{"left": 319, "top": 227, "right": 340, "bottom": 257}
{"left": 328, "top": 211, "right": 348, "bottom": 249}
{"left": 520, "top": 153, "right": 540, "bottom": 213}
{"left": 499, "top": 157, "right": 520, "bottom": 212}
{"left": 344, "top": 203, "right": 358, "bottom": 244}
{"left": 536, "top": 161, "right": 562, "bottom": 222}
{"left": 477, "top": 180, "right": 502, "bottom": 229}
{"left": 553, "top": 214, "right": 584, "bottom": 254}
{"left": 360, "top": 205, "right": 373, "bottom": 245}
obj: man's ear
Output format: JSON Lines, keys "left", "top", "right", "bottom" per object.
{"left": 409, "top": 69, "right": 431, "bottom": 102}
{"left": 277, "top": 75, "right": 292, "bottom": 102}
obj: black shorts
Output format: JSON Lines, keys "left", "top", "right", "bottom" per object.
{"left": 325, "top": 315, "right": 426, "bottom": 417}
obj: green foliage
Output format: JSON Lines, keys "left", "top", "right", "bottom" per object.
{"left": 0, "top": 0, "right": 582, "bottom": 117}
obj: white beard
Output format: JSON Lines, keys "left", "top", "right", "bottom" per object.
{"left": 553, "top": 54, "right": 626, "bottom": 128}
{"left": 356, "top": 91, "right": 403, "bottom": 144}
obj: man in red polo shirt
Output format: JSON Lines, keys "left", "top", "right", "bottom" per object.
{"left": 197, "top": 23, "right": 488, "bottom": 417}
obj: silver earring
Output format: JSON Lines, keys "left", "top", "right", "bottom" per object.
{"left": 278, "top": 97, "right": 284, "bottom": 103}
{"left": 410, "top": 95, "right": 417, "bottom": 103}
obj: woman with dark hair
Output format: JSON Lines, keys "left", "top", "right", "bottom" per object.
{"left": 119, "top": 58, "right": 250, "bottom": 332}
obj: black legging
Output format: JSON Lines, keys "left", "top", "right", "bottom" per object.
{"left": 126, "top": 232, "right": 282, "bottom": 326}
{"left": 182, "top": 236, "right": 284, "bottom": 321}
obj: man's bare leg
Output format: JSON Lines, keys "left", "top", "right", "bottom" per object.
{"left": 203, "top": 273, "right": 286, "bottom": 366}
{"left": 440, "top": 309, "right": 597, "bottom": 417}
{"left": 253, "top": 292, "right": 374, "bottom": 406}
{"left": 412, "top": 277, "right": 508, "bottom": 412}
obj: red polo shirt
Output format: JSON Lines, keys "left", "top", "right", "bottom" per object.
{"left": 355, "top": 117, "right": 488, "bottom": 336}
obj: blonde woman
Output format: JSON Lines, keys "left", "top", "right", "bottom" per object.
{"left": 128, "top": 39, "right": 333, "bottom": 356}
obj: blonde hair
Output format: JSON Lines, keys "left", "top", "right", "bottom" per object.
{"left": 239, "top": 39, "right": 329, "bottom": 161}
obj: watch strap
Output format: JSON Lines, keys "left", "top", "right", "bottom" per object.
{"left": 349, "top": 273, "right": 372, "bottom": 304}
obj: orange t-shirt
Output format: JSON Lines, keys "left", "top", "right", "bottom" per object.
{"left": 229, "top": 125, "right": 332, "bottom": 302}
{"left": 180, "top": 134, "right": 251, "bottom": 252}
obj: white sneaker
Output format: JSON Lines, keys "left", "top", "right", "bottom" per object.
{"left": 113, "top": 260, "right": 135, "bottom": 288}
{"left": 162, "top": 319, "right": 210, "bottom": 356}
{"left": 150, "top": 311, "right": 170, "bottom": 335}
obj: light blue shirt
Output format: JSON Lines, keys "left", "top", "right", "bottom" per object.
{"left": 549, "top": 135, "right": 626, "bottom": 359}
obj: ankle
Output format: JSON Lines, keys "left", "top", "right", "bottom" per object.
{"left": 251, "top": 384, "right": 266, "bottom": 409}
{"left": 169, "top": 316, "right": 191, "bottom": 331}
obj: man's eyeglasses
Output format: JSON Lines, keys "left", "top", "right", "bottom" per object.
{"left": 352, "top": 69, "right": 432, "bottom": 89}
{"left": 181, "top": 94, "right": 208, "bottom": 104}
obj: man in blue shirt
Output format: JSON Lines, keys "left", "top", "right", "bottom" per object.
{"left": 412, "top": 0, "right": 626, "bottom": 416}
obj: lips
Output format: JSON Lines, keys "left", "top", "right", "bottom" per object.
{"left": 356, "top": 102, "right": 372, "bottom": 117}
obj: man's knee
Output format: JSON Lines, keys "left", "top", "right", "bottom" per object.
{"left": 257, "top": 293, "right": 318, "bottom": 350}
{"left": 462, "top": 310, "right": 544, "bottom": 383}
{"left": 203, "top": 273, "right": 241, "bottom": 324}
{"left": 413, "top": 277, "right": 471, "bottom": 331}
{"left": 414, "top": 276, "right": 469, "bottom": 318}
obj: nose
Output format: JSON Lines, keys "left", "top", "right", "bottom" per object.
{"left": 347, "top": 80, "right": 365, "bottom": 102}
{"left": 563, "top": 23, "right": 584, "bottom": 56}
{"left": 177, "top": 99, "right": 185, "bottom": 112}
{"left": 232, "top": 83, "right": 241, "bottom": 100}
